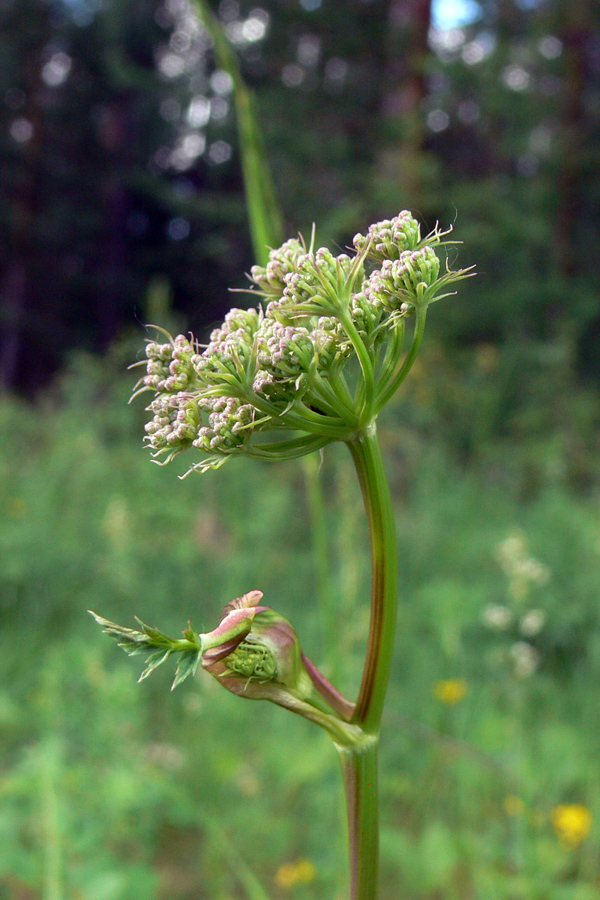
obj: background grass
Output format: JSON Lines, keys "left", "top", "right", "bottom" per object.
{"left": 2, "top": 336, "right": 600, "bottom": 900}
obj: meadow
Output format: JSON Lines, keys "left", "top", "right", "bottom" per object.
{"left": 1, "top": 334, "right": 600, "bottom": 900}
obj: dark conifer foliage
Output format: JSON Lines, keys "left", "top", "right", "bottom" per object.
{"left": 1, "top": 0, "right": 599, "bottom": 392}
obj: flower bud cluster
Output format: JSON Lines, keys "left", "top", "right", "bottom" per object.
{"left": 253, "top": 313, "right": 354, "bottom": 402}
{"left": 349, "top": 291, "right": 389, "bottom": 344}
{"left": 195, "top": 307, "right": 260, "bottom": 388}
{"left": 144, "top": 392, "right": 201, "bottom": 453}
{"left": 136, "top": 320, "right": 264, "bottom": 464}
{"left": 224, "top": 639, "right": 278, "bottom": 681}
{"left": 250, "top": 238, "right": 305, "bottom": 299}
{"left": 266, "top": 249, "right": 356, "bottom": 320}
{"left": 194, "top": 397, "right": 257, "bottom": 453}
{"left": 144, "top": 334, "right": 198, "bottom": 392}
{"left": 366, "top": 247, "right": 441, "bottom": 311}
{"left": 353, "top": 210, "right": 422, "bottom": 261}
{"left": 203, "top": 307, "right": 260, "bottom": 358}
{"left": 134, "top": 211, "right": 472, "bottom": 470}
{"left": 256, "top": 319, "right": 315, "bottom": 376}
{"left": 312, "top": 316, "right": 351, "bottom": 365}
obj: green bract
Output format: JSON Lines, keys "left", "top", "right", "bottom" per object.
{"left": 131, "top": 211, "right": 473, "bottom": 474}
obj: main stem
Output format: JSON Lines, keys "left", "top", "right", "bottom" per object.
{"left": 337, "top": 738, "right": 379, "bottom": 900}
{"left": 349, "top": 423, "right": 399, "bottom": 735}
{"left": 337, "top": 423, "right": 399, "bottom": 900}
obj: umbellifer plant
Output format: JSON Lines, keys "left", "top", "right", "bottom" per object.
{"left": 92, "top": 211, "right": 473, "bottom": 899}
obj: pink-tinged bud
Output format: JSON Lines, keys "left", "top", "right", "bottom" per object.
{"left": 199, "top": 590, "right": 269, "bottom": 664}
{"left": 197, "top": 591, "right": 358, "bottom": 722}
{"left": 201, "top": 605, "right": 309, "bottom": 699}
{"left": 199, "top": 598, "right": 360, "bottom": 744}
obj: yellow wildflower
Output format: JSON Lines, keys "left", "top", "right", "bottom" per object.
{"left": 551, "top": 804, "right": 592, "bottom": 848}
{"left": 275, "top": 858, "right": 317, "bottom": 890}
{"left": 433, "top": 679, "right": 467, "bottom": 705}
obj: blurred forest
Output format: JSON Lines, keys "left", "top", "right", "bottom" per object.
{"left": 3, "top": 1, "right": 600, "bottom": 899}
{"left": 2, "top": 0, "right": 600, "bottom": 396}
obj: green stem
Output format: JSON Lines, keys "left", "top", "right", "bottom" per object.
{"left": 376, "top": 316, "right": 405, "bottom": 391}
{"left": 302, "top": 653, "right": 355, "bottom": 720}
{"left": 338, "top": 312, "right": 375, "bottom": 423}
{"left": 329, "top": 368, "right": 358, "bottom": 417}
{"left": 302, "top": 383, "right": 349, "bottom": 420}
{"left": 337, "top": 738, "right": 379, "bottom": 900}
{"left": 259, "top": 684, "right": 364, "bottom": 747}
{"left": 246, "top": 384, "right": 344, "bottom": 433}
{"left": 310, "top": 371, "right": 358, "bottom": 422}
{"left": 292, "top": 400, "right": 348, "bottom": 433}
{"left": 348, "top": 424, "right": 398, "bottom": 735}
{"left": 245, "top": 389, "right": 350, "bottom": 440}
{"left": 330, "top": 423, "right": 397, "bottom": 900}
{"left": 244, "top": 434, "right": 331, "bottom": 460}
{"left": 375, "top": 306, "right": 427, "bottom": 412}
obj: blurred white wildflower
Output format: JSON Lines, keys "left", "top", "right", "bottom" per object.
{"left": 102, "top": 496, "right": 130, "bottom": 547}
{"left": 510, "top": 641, "right": 540, "bottom": 678}
{"left": 145, "top": 742, "right": 186, "bottom": 770}
{"left": 235, "top": 763, "right": 261, "bottom": 797}
{"left": 496, "top": 530, "right": 550, "bottom": 601}
{"left": 482, "top": 604, "right": 512, "bottom": 630}
{"left": 519, "top": 609, "right": 546, "bottom": 637}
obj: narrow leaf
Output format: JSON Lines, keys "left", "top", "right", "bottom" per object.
{"left": 183, "top": 621, "right": 199, "bottom": 643}
{"left": 136, "top": 618, "right": 175, "bottom": 645}
{"left": 192, "top": 0, "right": 283, "bottom": 263}
{"left": 171, "top": 651, "right": 201, "bottom": 690}
{"left": 139, "top": 649, "right": 172, "bottom": 682}
{"left": 89, "top": 611, "right": 142, "bottom": 641}
{"left": 117, "top": 639, "right": 152, "bottom": 657}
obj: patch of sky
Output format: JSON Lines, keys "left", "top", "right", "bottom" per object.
{"left": 432, "top": 0, "right": 480, "bottom": 29}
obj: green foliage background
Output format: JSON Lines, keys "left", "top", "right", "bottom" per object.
{"left": 2, "top": 337, "right": 600, "bottom": 899}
